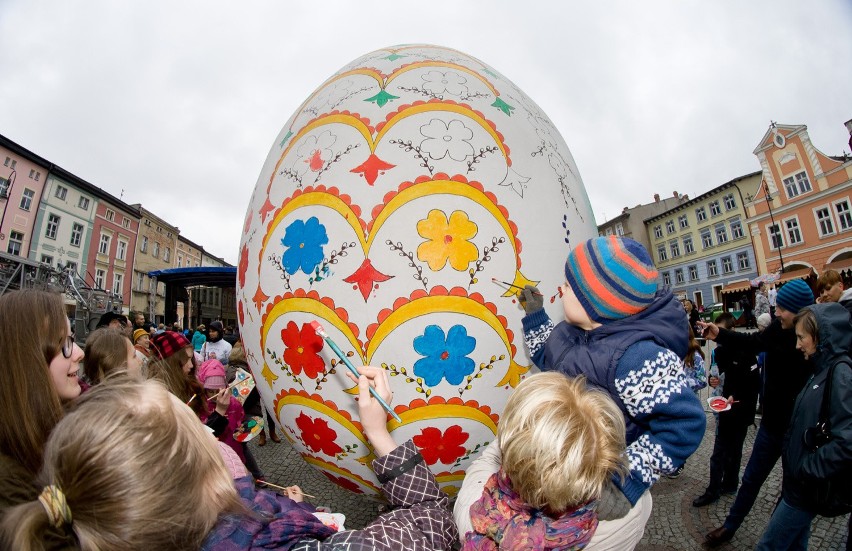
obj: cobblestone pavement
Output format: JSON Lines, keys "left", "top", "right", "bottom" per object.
{"left": 249, "top": 409, "right": 849, "bottom": 549}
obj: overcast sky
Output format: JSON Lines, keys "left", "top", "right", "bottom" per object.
{"left": 1, "top": 1, "right": 850, "bottom": 264}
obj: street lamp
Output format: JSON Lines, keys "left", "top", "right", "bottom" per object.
{"left": 0, "top": 168, "right": 18, "bottom": 241}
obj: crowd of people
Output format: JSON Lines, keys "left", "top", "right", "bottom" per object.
{"left": 0, "top": 237, "right": 849, "bottom": 550}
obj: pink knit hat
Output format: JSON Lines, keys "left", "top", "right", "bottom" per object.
{"left": 197, "top": 359, "right": 227, "bottom": 389}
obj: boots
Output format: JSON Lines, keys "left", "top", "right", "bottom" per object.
{"left": 270, "top": 428, "right": 281, "bottom": 443}
{"left": 257, "top": 430, "right": 267, "bottom": 447}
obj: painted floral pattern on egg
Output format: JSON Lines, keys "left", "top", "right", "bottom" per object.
{"left": 238, "top": 44, "right": 598, "bottom": 497}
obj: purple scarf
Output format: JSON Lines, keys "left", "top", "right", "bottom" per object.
{"left": 462, "top": 470, "right": 598, "bottom": 551}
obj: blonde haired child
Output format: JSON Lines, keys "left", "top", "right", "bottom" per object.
{"left": 455, "top": 373, "right": 627, "bottom": 549}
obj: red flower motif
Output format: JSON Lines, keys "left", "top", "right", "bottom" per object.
{"left": 323, "top": 472, "right": 363, "bottom": 494}
{"left": 350, "top": 153, "right": 395, "bottom": 185}
{"left": 343, "top": 258, "right": 393, "bottom": 302}
{"left": 238, "top": 245, "right": 249, "bottom": 288}
{"left": 412, "top": 425, "right": 469, "bottom": 465}
{"left": 295, "top": 412, "right": 343, "bottom": 456}
{"left": 281, "top": 321, "right": 325, "bottom": 379}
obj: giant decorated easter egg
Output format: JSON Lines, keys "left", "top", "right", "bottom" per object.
{"left": 238, "top": 44, "right": 597, "bottom": 497}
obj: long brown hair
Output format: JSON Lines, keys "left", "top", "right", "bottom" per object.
{"left": 684, "top": 325, "right": 705, "bottom": 368}
{"left": 1, "top": 379, "right": 245, "bottom": 550}
{"left": 147, "top": 348, "right": 208, "bottom": 417}
{"left": 83, "top": 328, "right": 131, "bottom": 385}
{"left": 0, "top": 290, "right": 69, "bottom": 474}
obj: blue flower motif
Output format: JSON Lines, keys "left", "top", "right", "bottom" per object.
{"left": 281, "top": 217, "right": 329, "bottom": 275}
{"left": 413, "top": 325, "right": 476, "bottom": 386}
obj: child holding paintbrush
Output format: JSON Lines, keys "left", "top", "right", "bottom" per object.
{"left": 197, "top": 359, "right": 247, "bottom": 464}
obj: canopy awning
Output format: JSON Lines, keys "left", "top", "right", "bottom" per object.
{"left": 147, "top": 266, "right": 236, "bottom": 288}
{"left": 750, "top": 272, "right": 781, "bottom": 286}
{"left": 824, "top": 257, "right": 852, "bottom": 274}
{"left": 720, "top": 280, "right": 752, "bottom": 294}
{"left": 777, "top": 267, "right": 816, "bottom": 284}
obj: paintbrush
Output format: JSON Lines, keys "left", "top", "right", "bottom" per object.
{"left": 207, "top": 377, "right": 250, "bottom": 402}
{"left": 256, "top": 480, "right": 316, "bottom": 498}
{"left": 491, "top": 278, "right": 543, "bottom": 295}
{"left": 310, "top": 320, "right": 402, "bottom": 423}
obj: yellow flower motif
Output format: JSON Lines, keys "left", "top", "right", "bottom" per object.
{"left": 416, "top": 210, "right": 478, "bottom": 271}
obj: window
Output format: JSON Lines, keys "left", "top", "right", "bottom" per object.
{"left": 41, "top": 254, "right": 53, "bottom": 266}
{"left": 723, "top": 193, "right": 736, "bottom": 210}
{"left": 45, "top": 214, "right": 60, "bottom": 239}
{"left": 167, "top": 231, "right": 173, "bottom": 238}
{"left": 153, "top": 242, "right": 160, "bottom": 258}
{"left": 662, "top": 272, "right": 671, "bottom": 286}
{"left": 782, "top": 171, "right": 812, "bottom": 198}
{"left": 156, "top": 225, "right": 162, "bottom": 234}
{"left": 730, "top": 219, "right": 744, "bottom": 239}
{"left": 34, "top": 172, "right": 40, "bottom": 181}
{"left": 768, "top": 223, "right": 784, "bottom": 250}
{"left": 785, "top": 218, "right": 803, "bottom": 245}
{"left": 0, "top": 177, "right": 9, "bottom": 198}
{"left": 816, "top": 207, "right": 835, "bottom": 236}
{"left": 164, "top": 247, "right": 171, "bottom": 262}
{"left": 604, "top": 227, "right": 612, "bottom": 236}
{"left": 615, "top": 223, "right": 624, "bottom": 237}
{"left": 78, "top": 197, "right": 90, "bottom": 210}
{"left": 707, "top": 260, "right": 718, "bottom": 277}
{"left": 654, "top": 225, "right": 663, "bottom": 239}
{"left": 675, "top": 268, "right": 684, "bottom": 284}
{"left": 141, "top": 236, "right": 148, "bottom": 253}
{"left": 55, "top": 185, "right": 67, "bottom": 200}
{"left": 105, "top": 209, "right": 115, "bottom": 222}
{"left": 19, "top": 188, "right": 34, "bottom": 211}
{"left": 113, "top": 273, "right": 123, "bottom": 295}
{"left": 678, "top": 214, "right": 689, "bottom": 229}
{"left": 117, "top": 240, "right": 127, "bottom": 261}
{"left": 28, "top": 169, "right": 34, "bottom": 178}
{"left": 144, "top": 219, "right": 151, "bottom": 227}
{"left": 696, "top": 206, "right": 707, "bottom": 222}
{"left": 65, "top": 261, "right": 77, "bottom": 274}
{"left": 670, "top": 240, "right": 680, "bottom": 258}
{"left": 835, "top": 200, "right": 852, "bottom": 231}
{"left": 701, "top": 229, "right": 713, "bottom": 249}
{"left": 657, "top": 244, "right": 667, "bottom": 262}
{"left": 98, "top": 233, "right": 111, "bottom": 255}
{"left": 70, "top": 223, "right": 83, "bottom": 247}
{"left": 7, "top": 231, "right": 23, "bottom": 255}
{"left": 715, "top": 223, "right": 728, "bottom": 244}
{"left": 737, "top": 252, "right": 750, "bottom": 270}
{"left": 177, "top": 253, "right": 184, "bottom": 266}
{"left": 722, "top": 256, "right": 733, "bottom": 274}
{"left": 666, "top": 220, "right": 675, "bottom": 234}
{"left": 3, "top": 157, "right": 8, "bottom": 166}
{"left": 137, "top": 272, "right": 145, "bottom": 291}
{"left": 683, "top": 235, "right": 694, "bottom": 254}
{"left": 95, "top": 269, "right": 106, "bottom": 290}
{"left": 122, "top": 218, "right": 130, "bottom": 229}
{"left": 709, "top": 200, "right": 721, "bottom": 216}
{"left": 689, "top": 265, "right": 698, "bottom": 281}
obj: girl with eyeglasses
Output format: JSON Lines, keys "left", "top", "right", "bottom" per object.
{"left": 0, "top": 290, "right": 83, "bottom": 529}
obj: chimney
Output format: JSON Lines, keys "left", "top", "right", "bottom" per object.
{"left": 653, "top": 193, "right": 660, "bottom": 202}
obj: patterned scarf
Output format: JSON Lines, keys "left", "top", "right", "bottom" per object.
{"left": 462, "top": 470, "right": 598, "bottom": 550}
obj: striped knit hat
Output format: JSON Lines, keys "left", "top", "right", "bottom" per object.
{"left": 775, "top": 279, "right": 814, "bottom": 314}
{"left": 565, "top": 236, "right": 659, "bottom": 324}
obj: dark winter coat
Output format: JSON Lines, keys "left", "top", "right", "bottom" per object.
{"left": 782, "top": 303, "right": 852, "bottom": 512}
{"left": 714, "top": 342, "right": 760, "bottom": 426}
{"left": 715, "top": 318, "right": 811, "bottom": 435}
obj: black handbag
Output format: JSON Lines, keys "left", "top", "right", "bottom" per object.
{"left": 803, "top": 361, "right": 852, "bottom": 517}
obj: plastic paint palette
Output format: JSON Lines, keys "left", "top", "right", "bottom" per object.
{"left": 233, "top": 416, "right": 264, "bottom": 442}
{"left": 707, "top": 397, "right": 731, "bottom": 412}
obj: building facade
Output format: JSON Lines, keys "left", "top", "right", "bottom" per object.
{"left": 598, "top": 191, "right": 690, "bottom": 253}
{"left": 0, "top": 137, "right": 50, "bottom": 260}
{"left": 130, "top": 206, "right": 179, "bottom": 323}
{"left": 200, "top": 250, "right": 236, "bottom": 327}
{"left": 748, "top": 122, "right": 852, "bottom": 283}
{"left": 645, "top": 172, "right": 762, "bottom": 308}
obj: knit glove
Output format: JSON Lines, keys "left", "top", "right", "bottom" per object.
{"left": 596, "top": 481, "right": 632, "bottom": 521}
{"left": 519, "top": 285, "right": 543, "bottom": 314}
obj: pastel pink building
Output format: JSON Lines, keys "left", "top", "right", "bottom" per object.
{"left": 0, "top": 136, "right": 50, "bottom": 258}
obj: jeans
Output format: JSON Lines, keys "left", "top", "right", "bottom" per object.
{"left": 754, "top": 498, "right": 815, "bottom": 551}
{"left": 723, "top": 424, "right": 785, "bottom": 532}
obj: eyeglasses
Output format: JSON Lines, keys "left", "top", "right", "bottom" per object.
{"left": 61, "top": 335, "right": 75, "bottom": 359}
